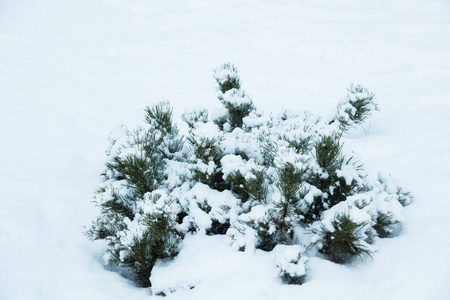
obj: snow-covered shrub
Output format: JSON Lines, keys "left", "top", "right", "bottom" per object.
{"left": 213, "top": 62, "right": 241, "bottom": 94}
{"left": 310, "top": 212, "right": 374, "bottom": 264}
{"left": 274, "top": 245, "right": 308, "bottom": 285}
{"left": 245, "top": 215, "right": 278, "bottom": 251}
{"left": 336, "top": 83, "right": 379, "bottom": 132}
{"left": 87, "top": 63, "right": 411, "bottom": 288}
{"left": 86, "top": 103, "right": 186, "bottom": 287}
{"left": 213, "top": 63, "right": 254, "bottom": 130}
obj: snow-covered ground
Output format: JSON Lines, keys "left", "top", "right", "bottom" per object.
{"left": 1, "top": 0, "right": 450, "bottom": 299}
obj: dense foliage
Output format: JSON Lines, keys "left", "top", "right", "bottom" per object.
{"left": 87, "top": 64, "right": 411, "bottom": 289}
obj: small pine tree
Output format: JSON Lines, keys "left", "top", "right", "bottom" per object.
{"left": 213, "top": 63, "right": 254, "bottom": 130}
{"left": 220, "top": 89, "right": 254, "bottom": 129}
{"left": 213, "top": 62, "right": 241, "bottom": 93}
{"left": 86, "top": 102, "right": 184, "bottom": 287}
{"left": 274, "top": 245, "right": 308, "bottom": 285}
{"left": 336, "top": 83, "right": 378, "bottom": 132}
{"left": 312, "top": 213, "right": 372, "bottom": 264}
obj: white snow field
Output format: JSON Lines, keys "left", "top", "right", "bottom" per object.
{"left": 1, "top": 0, "right": 450, "bottom": 299}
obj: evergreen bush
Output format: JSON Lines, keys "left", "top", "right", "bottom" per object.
{"left": 274, "top": 245, "right": 308, "bottom": 285}
{"left": 311, "top": 213, "right": 373, "bottom": 264}
{"left": 336, "top": 83, "right": 379, "bottom": 132}
{"left": 86, "top": 104, "right": 185, "bottom": 287}
{"left": 87, "top": 63, "right": 411, "bottom": 288}
{"left": 213, "top": 63, "right": 254, "bottom": 130}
